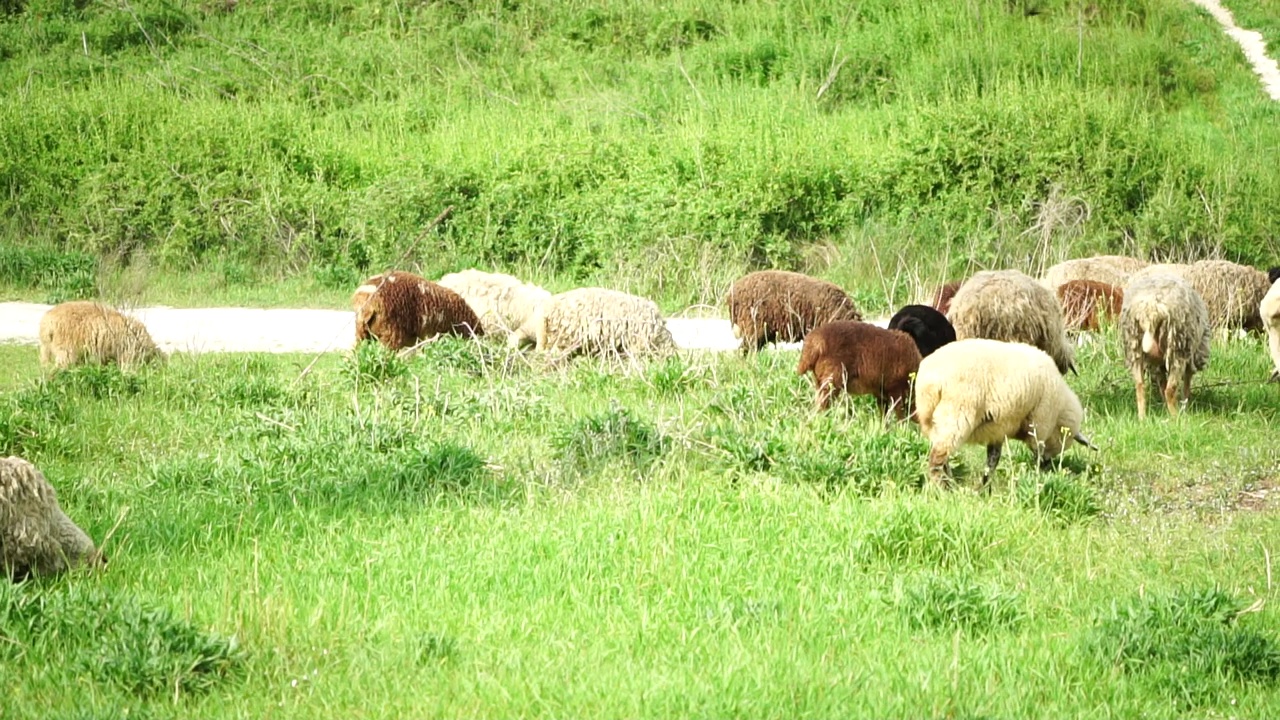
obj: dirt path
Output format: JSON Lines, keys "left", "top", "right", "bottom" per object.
{"left": 0, "top": 302, "right": 767, "bottom": 354}
{"left": 1191, "top": 0, "right": 1280, "bottom": 100}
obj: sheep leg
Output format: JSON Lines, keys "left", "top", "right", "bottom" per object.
{"left": 814, "top": 379, "right": 836, "bottom": 411}
{"left": 980, "top": 443, "right": 1003, "bottom": 490}
{"left": 1163, "top": 375, "right": 1181, "bottom": 417}
{"left": 926, "top": 445, "right": 953, "bottom": 488}
{"left": 1131, "top": 365, "right": 1147, "bottom": 420}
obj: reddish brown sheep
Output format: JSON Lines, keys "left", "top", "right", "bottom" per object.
{"left": 796, "top": 321, "right": 922, "bottom": 417}
{"left": 353, "top": 271, "right": 483, "bottom": 351}
{"left": 727, "top": 270, "right": 862, "bottom": 353}
{"left": 929, "top": 281, "right": 963, "bottom": 316}
{"left": 1056, "top": 280, "right": 1124, "bottom": 332}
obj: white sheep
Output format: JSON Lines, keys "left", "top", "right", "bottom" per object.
{"left": 508, "top": 287, "right": 676, "bottom": 358}
{"left": 1119, "top": 273, "right": 1212, "bottom": 419}
{"left": 914, "top": 339, "right": 1094, "bottom": 487}
{"left": 437, "top": 269, "right": 551, "bottom": 335}
{"left": 1, "top": 456, "right": 102, "bottom": 581}
{"left": 39, "top": 301, "right": 164, "bottom": 371}
{"left": 1041, "top": 255, "right": 1148, "bottom": 290}
{"left": 947, "top": 269, "right": 1075, "bottom": 374}
{"left": 1263, "top": 270, "right": 1280, "bottom": 382}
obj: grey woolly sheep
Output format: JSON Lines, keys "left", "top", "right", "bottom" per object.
{"left": 887, "top": 304, "right": 956, "bottom": 358}
{"left": 947, "top": 269, "right": 1075, "bottom": 374}
{"left": 39, "top": 301, "right": 164, "bottom": 371}
{"left": 1118, "top": 273, "right": 1212, "bottom": 420}
{"left": 726, "top": 270, "right": 862, "bottom": 353}
{"left": 437, "top": 269, "right": 551, "bottom": 335}
{"left": 914, "top": 339, "right": 1094, "bottom": 487}
{"left": 353, "top": 271, "right": 484, "bottom": 351}
{"left": 1129, "top": 260, "right": 1271, "bottom": 331}
{"left": 508, "top": 287, "right": 675, "bottom": 358}
{"left": 1, "top": 456, "right": 102, "bottom": 581}
{"left": 1056, "top": 280, "right": 1124, "bottom": 332}
{"left": 1265, "top": 270, "right": 1280, "bottom": 381}
{"left": 795, "top": 321, "right": 922, "bottom": 417}
{"left": 1041, "top": 255, "right": 1148, "bottom": 290}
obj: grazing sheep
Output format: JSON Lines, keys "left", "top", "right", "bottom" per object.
{"left": 1042, "top": 255, "right": 1148, "bottom": 290}
{"left": 508, "top": 287, "right": 675, "bottom": 358}
{"left": 1056, "top": 280, "right": 1124, "bottom": 332}
{"left": 38, "top": 301, "right": 164, "bottom": 371}
{"left": 914, "top": 339, "right": 1094, "bottom": 487}
{"left": 796, "top": 321, "right": 922, "bottom": 417}
{"left": 887, "top": 304, "right": 956, "bottom": 358}
{"left": 1129, "top": 260, "right": 1271, "bottom": 331}
{"left": 1265, "top": 269, "right": 1280, "bottom": 381}
{"left": 1, "top": 456, "right": 102, "bottom": 581}
{"left": 726, "top": 270, "right": 862, "bottom": 353}
{"left": 437, "top": 269, "right": 551, "bottom": 335}
{"left": 1119, "top": 273, "right": 1212, "bottom": 420}
{"left": 350, "top": 270, "right": 421, "bottom": 312}
{"left": 947, "top": 269, "right": 1075, "bottom": 374}
{"left": 353, "top": 271, "right": 483, "bottom": 351}
{"left": 928, "top": 280, "right": 963, "bottom": 316}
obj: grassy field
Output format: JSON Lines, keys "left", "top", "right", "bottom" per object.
{"left": 1, "top": 329, "right": 1278, "bottom": 718}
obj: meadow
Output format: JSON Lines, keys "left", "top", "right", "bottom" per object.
{"left": 3, "top": 0, "right": 1280, "bottom": 716}
{"left": 1, "top": 328, "right": 1279, "bottom": 718}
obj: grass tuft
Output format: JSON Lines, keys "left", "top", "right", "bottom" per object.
{"left": 892, "top": 573, "right": 1024, "bottom": 635}
{"left": 552, "top": 403, "right": 669, "bottom": 475}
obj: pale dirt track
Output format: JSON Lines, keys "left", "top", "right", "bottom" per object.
{"left": 1191, "top": 0, "right": 1280, "bottom": 101}
{"left": 0, "top": 302, "right": 799, "bottom": 354}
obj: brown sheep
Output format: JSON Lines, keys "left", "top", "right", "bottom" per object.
{"left": 796, "top": 321, "right": 922, "bottom": 417}
{"left": 929, "top": 280, "right": 963, "bottom": 316}
{"left": 38, "top": 301, "right": 164, "bottom": 371}
{"left": 727, "top": 270, "right": 862, "bottom": 353}
{"left": 1056, "top": 280, "right": 1124, "bottom": 332}
{"left": 353, "top": 271, "right": 484, "bottom": 351}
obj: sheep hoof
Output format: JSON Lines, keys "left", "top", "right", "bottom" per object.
{"left": 1270, "top": 370, "right": 1280, "bottom": 384}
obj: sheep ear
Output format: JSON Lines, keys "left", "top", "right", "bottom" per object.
{"left": 1073, "top": 431, "right": 1098, "bottom": 451}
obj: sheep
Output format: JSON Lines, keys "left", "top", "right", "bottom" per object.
{"left": 1118, "top": 273, "right": 1212, "bottom": 420}
{"left": 1042, "top": 255, "right": 1148, "bottom": 290}
{"left": 436, "top": 269, "right": 551, "bottom": 335}
{"left": 353, "top": 271, "right": 484, "bottom": 351}
{"left": 38, "top": 301, "right": 164, "bottom": 371}
{"left": 726, "top": 270, "right": 862, "bottom": 353}
{"left": 1128, "top": 260, "right": 1271, "bottom": 331}
{"left": 508, "top": 287, "right": 675, "bottom": 358}
{"left": 947, "top": 269, "right": 1075, "bottom": 374}
{"left": 913, "top": 339, "right": 1094, "bottom": 487}
{"left": 1, "top": 456, "right": 102, "bottom": 581}
{"left": 1056, "top": 279, "right": 1124, "bottom": 332}
{"left": 795, "top": 321, "right": 922, "bottom": 417}
{"left": 887, "top": 304, "right": 956, "bottom": 358}
{"left": 929, "top": 280, "right": 963, "bottom": 316}
{"left": 351, "top": 270, "right": 421, "bottom": 312}
{"left": 1265, "top": 268, "right": 1280, "bottom": 382}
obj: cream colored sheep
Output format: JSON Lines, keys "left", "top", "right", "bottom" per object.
{"left": 38, "top": 301, "right": 164, "bottom": 371}
{"left": 509, "top": 287, "right": 675, "bottom": 358}
{"left": 1119, "top": 273, "right": 1212, "bottom": 420}
{"left": 947, "top": 270, "right": 1075, "bottom": 373}
{"left": 437, "top": 269, "right": 551, "bottom": 335}
{"left": 1263, "top": 270, "right": 1280, "bottom": 381}
{"left": 1, "top": 456, "right": 102, "bottom": 581}
{"left": 914, "top": 339, "right": 1094, "bottom": 487}
{"left": 1041, "top": 255, "right": 1148, "bottom": 290}
{"left": 1128, "top": 260, "right": 1271, "bottom": 331}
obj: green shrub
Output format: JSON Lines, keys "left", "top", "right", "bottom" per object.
{"left": 860, "top": 503, "right": 994, "bottom": 570}
{"left": 552, "top": 404, "right": 669, "bottom": 474}
{"left": 892, "top": 573, "right": 1024, "bottom": 634}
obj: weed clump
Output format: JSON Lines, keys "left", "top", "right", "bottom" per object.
{"left": 1017, "top": 475, "right": 1100, "bottom": 524}
{"left": 343, "top": 341, "right": 408, "bottom": 384}
{"left": 892, "top": 574, "right": 1024, "bottom": 635}
{"left": 552, "top": 404, "right": 669, "bottom": 474}
{"left": 860, "top": 503, "right": 994, "bottom": 570}
{"left": 0, "top": 583, "right": 245, "bottom": 698}
{"left": 1089, "top": 588, "right": 1280, "bottom": 707}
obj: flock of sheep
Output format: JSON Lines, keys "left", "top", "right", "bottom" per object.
{"left": 6, "top": 255, "right": 1280, "bottom": 582}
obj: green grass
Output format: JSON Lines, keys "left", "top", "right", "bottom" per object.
{"left": 0, "top": 331, "right": 1278, "bottom": 718}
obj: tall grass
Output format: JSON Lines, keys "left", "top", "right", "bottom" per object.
{"left": 0, "top": 0, "right": 1278, "bottom": 310}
